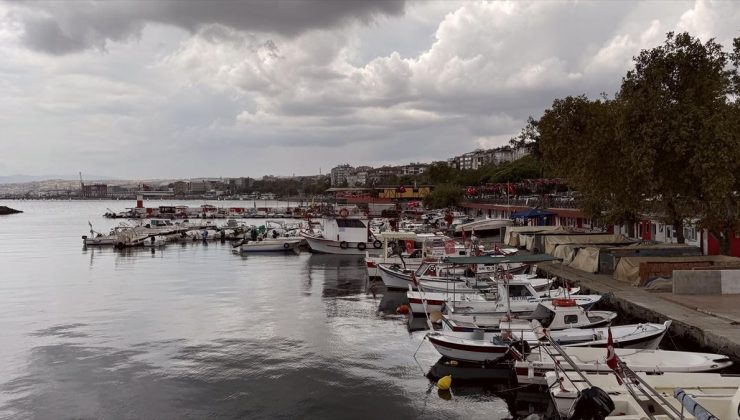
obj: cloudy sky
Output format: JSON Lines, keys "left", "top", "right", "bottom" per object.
{"left": 0, "top": 0, "right": 738, "bottom": 179}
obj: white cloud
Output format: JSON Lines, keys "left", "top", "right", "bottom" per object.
{"left": 0, "top": 0, "right": 739, "bottom": 178}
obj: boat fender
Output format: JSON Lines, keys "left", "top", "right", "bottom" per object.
{"left": 339, "top": 208, "right": 349, "bottom": 218}
{"left": 396, "top": 304, "right": 409, "bottom": 315}
{"left": 283, "top": 242, "right": 290, "bottom": 249}
{"left": 357, "top": 242, "right": 366, "bottom": 250}
{"left": 373, "top": 240, "right": 382, "bottom": 249}
{"left": 340, "top": 241, "right": 349, "bottom": 249}
{"left": 437, "top": 375, "right": 452, "bottom": 391}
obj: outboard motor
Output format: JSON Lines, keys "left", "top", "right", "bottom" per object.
{"left": 569, "top": 386, "right": 614, "bottom": 420}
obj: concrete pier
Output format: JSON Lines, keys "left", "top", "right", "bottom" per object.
{"left": 538, "top": 262, "right": 740, "bottom": 361}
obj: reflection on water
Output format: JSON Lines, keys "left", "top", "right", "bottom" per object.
{"left": 0, "top": 200, "right": 524, "bottom": 419}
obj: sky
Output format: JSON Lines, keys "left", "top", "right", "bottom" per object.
{"left": 0, "top": 0, "right": 739, "bottom": 179}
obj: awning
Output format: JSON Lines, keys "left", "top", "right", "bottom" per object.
{"left": 443, "top": 254, "right": 560, "bottom": 264}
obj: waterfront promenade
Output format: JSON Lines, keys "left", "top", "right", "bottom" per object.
{"left": 538, "top": 262, "right": 740, "bottom": 361}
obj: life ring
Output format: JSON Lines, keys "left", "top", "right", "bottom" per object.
{"left": 373, "top": 240, "right": 382, "bottom": 249}
{"left": 283, "top": 242, "right": 290, "bottom": 249}
{"left": 339, "top": 208, "right": 349, "bottom": 218}
{"left": 357, "top": 242, "right": 366, "bottom": 250}
{"left": 552, "top": 298, "right": 577, "bottom": 307}
{"left": 340, "top": 241, "right": 349, "bottom": 249}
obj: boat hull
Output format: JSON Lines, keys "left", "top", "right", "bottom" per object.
{"left": 427, "top": 333, "right": 510, "bottom": 363}
{"left": 240, "top": 239, "right": 302, "bottom": 253}
{"left": 301, "top": 233, "right": 383, "bottom": 256}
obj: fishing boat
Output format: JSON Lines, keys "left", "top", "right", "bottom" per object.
{"left": 546, "top": 370, "right": 740, "bottom": 419}
{"left": 239, "top": 238, "right": 302, "bottom": 253}
{"left": 516, "top": 347, "right": 733, "bottom": 385}
{"left": 455, "top": 218, "right": 513, "bottom": 236}
{"left": 300, "top": 216, "right": 383, "bottom": 255}
{"left": 378, "top": 259, "right": 529, "bottom": 291}
{"left": 442, "top": 301, "right": 617, "bottom": 333}
{"left": 428, "top": 321, "right": 670, "bottom": 364}
{"left": 425, "top": 331, "right": 513, "bottom": 364}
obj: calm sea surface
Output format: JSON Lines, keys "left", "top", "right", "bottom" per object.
{"left": 0, "top": 200, "right": 544, "bottom": 419}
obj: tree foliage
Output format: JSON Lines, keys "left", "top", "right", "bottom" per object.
{"left": 423, "top": 183, "right": 464, "bottom": 208}
{"left": 539, "top": 32, "right": 740, "bottom": 253}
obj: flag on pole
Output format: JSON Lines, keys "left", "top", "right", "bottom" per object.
{"left": 606, "top": 327, "right": 623, "bottom": 385}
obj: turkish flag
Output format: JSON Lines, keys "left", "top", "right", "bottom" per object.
{"left": 606, "top": 327, "right": 623, "bottom": 385}
{"left": 405, "top": 240, "right": 415, "bottom": 254}
{"left": 444, "top": 240, "right": 456, "bottom": 255}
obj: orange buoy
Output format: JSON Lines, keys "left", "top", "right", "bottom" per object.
{"left": 396, "top": 304, "right": 410, "bottom": 315}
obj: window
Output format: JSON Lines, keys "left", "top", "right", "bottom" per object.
{"left": 564, "top": 315, "right": 579, "bottom": 324}
{"left": 508, "top": 285, "right": 532, "bottom": 299}
{"left": 336, "top": 219, "right": 366, "bottom": 228}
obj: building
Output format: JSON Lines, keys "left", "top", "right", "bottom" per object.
{"left": 81, "top": 183, "right": 108, "bottom": 198}
{"left": 172, "top": 181, "right": 188, "bottom": 196}
{"left": 189, "top": 180, "right": 209, "bottom": 194}
{"left": 400, "top": 163, "right": 429, "bottom": 176}
{"left": 367, "top": 166, "right": 402, "bottom": 185}
{"left": 448, "top": 146, "right": 530, "bottom": 170}
{"left": 330, "top": 164, "right": 353, "bottom": 187}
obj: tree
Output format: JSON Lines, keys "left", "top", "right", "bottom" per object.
{"left": 423, "top": 183, "right": 464, "bottom": 208}
{"left": 539, "top": 32, "right": 740, "bottom": 253}
{"left": 617, "top": 32, "right": 740, "bottom": 248}
{"left": 509, "top": 116, "right": 542, "bottom": 161}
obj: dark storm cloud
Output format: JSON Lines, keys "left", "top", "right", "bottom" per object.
{"left": 10, "top": 0, "right": 406, "bottom": 55}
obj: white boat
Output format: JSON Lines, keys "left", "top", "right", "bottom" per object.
{"left": 379, "top": 261, "right": 527, "bottom": 291}
{"left": 547, "top": 370, "right": 740, "bottom": 419}
{"left": 365, "top": 232, "right": 471, "bottom": 279}
{"left": 301, "top": 217, "right": 383, "bottom": 255}
{"left": 425, "top": 331, "right": 511, "bottom": 363}
{"left": 516, "top": 347, "right": 733, "bottom": 385}
{"left": 406, "top": 287, "right": 580, "bottom": 316}
{"left": 455, "top": 218, "right": 513, "bottom": 235}
{"left": 239, "top": 238, "right": 302, "bottom": 253}
{"left": 443, "top": 280, "right": 601, "bottom": 316}
{"left": 442, "top": 301, "right": 617, "bottom": 333}
{"left": 436, "top": 320, "right": 670, "bottom": 352}
{"left": 142, "top": 235, "right": 167, "bottom": 247}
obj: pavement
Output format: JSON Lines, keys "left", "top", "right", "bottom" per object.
{"left": 538, "top": 262, "right": 740, "bottom": 360}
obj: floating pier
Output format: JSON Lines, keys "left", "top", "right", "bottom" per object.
{"left": 538, "top": 262, "right": 740, "bottom": 361}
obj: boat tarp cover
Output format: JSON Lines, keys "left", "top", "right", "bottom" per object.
{"left": 544, "top": 234, "right": 630, "bottom": 255}
{"left": 614, "top": 255, "right": 740, "bottom": 285}
{"left": 568, "top": 247, "right": 601, "bottom": 273}
{"left": 503, "top": 225, "right": 562, "bottom": 247}
{"left": 552, "top": 244, "right": 577, "bottom": 265}
{"left": 444, "top": 254, "right": 559, "bottom": 264}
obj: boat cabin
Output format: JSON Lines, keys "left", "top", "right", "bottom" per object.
{"left": 323, "top": 217, "right": 371, "bottom": 243}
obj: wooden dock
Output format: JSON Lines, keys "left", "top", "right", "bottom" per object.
{"left": 538, "top": 262, "right": 740, "bottom": 361}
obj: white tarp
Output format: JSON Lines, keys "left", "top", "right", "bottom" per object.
{"left": 544, "top": 234, "right": 629, "bottom": 255}
{"left": 503, "top": 225, "right": 561, "bottom": 247}
{"left": 552, "top": 244, "right": 577, "bottom": 265}
{"left": 568, "top": 247, "right": 600, "bottom": 273}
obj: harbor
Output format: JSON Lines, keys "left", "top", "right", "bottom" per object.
{"left": 3, "top": 199, "right": 739, "bottom": 419}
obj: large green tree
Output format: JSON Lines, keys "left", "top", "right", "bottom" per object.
{"left": 618, "top": 32, "right": 740, "bottom": 247}
{"left": 539, "top": 32, "right": 740, "bottom": 253}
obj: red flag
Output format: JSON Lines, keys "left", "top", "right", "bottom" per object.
{"left": 606, "top": 327, "right": 623, "bottom": 384}
{"left": 461, "top": 228, "right": 467, "bottom": 243}
{"left": 444, "top": 240, "right": 456, "bottom": 255}
{"left": 405, "top": 240, "right": 415, "bottom": 254}
{"left": 506, "top": 182, "right": 514, "bottom": 194}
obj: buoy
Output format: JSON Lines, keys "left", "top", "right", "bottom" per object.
{"left": 396, "top": 304, "right": 410, "bottom": 315}
{"left": 437, "top": 375, "right": 452, "bottom": 390}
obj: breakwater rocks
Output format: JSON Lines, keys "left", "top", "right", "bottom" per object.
{"left": 0, "top": 206, "right": 22, "bottom": 215}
